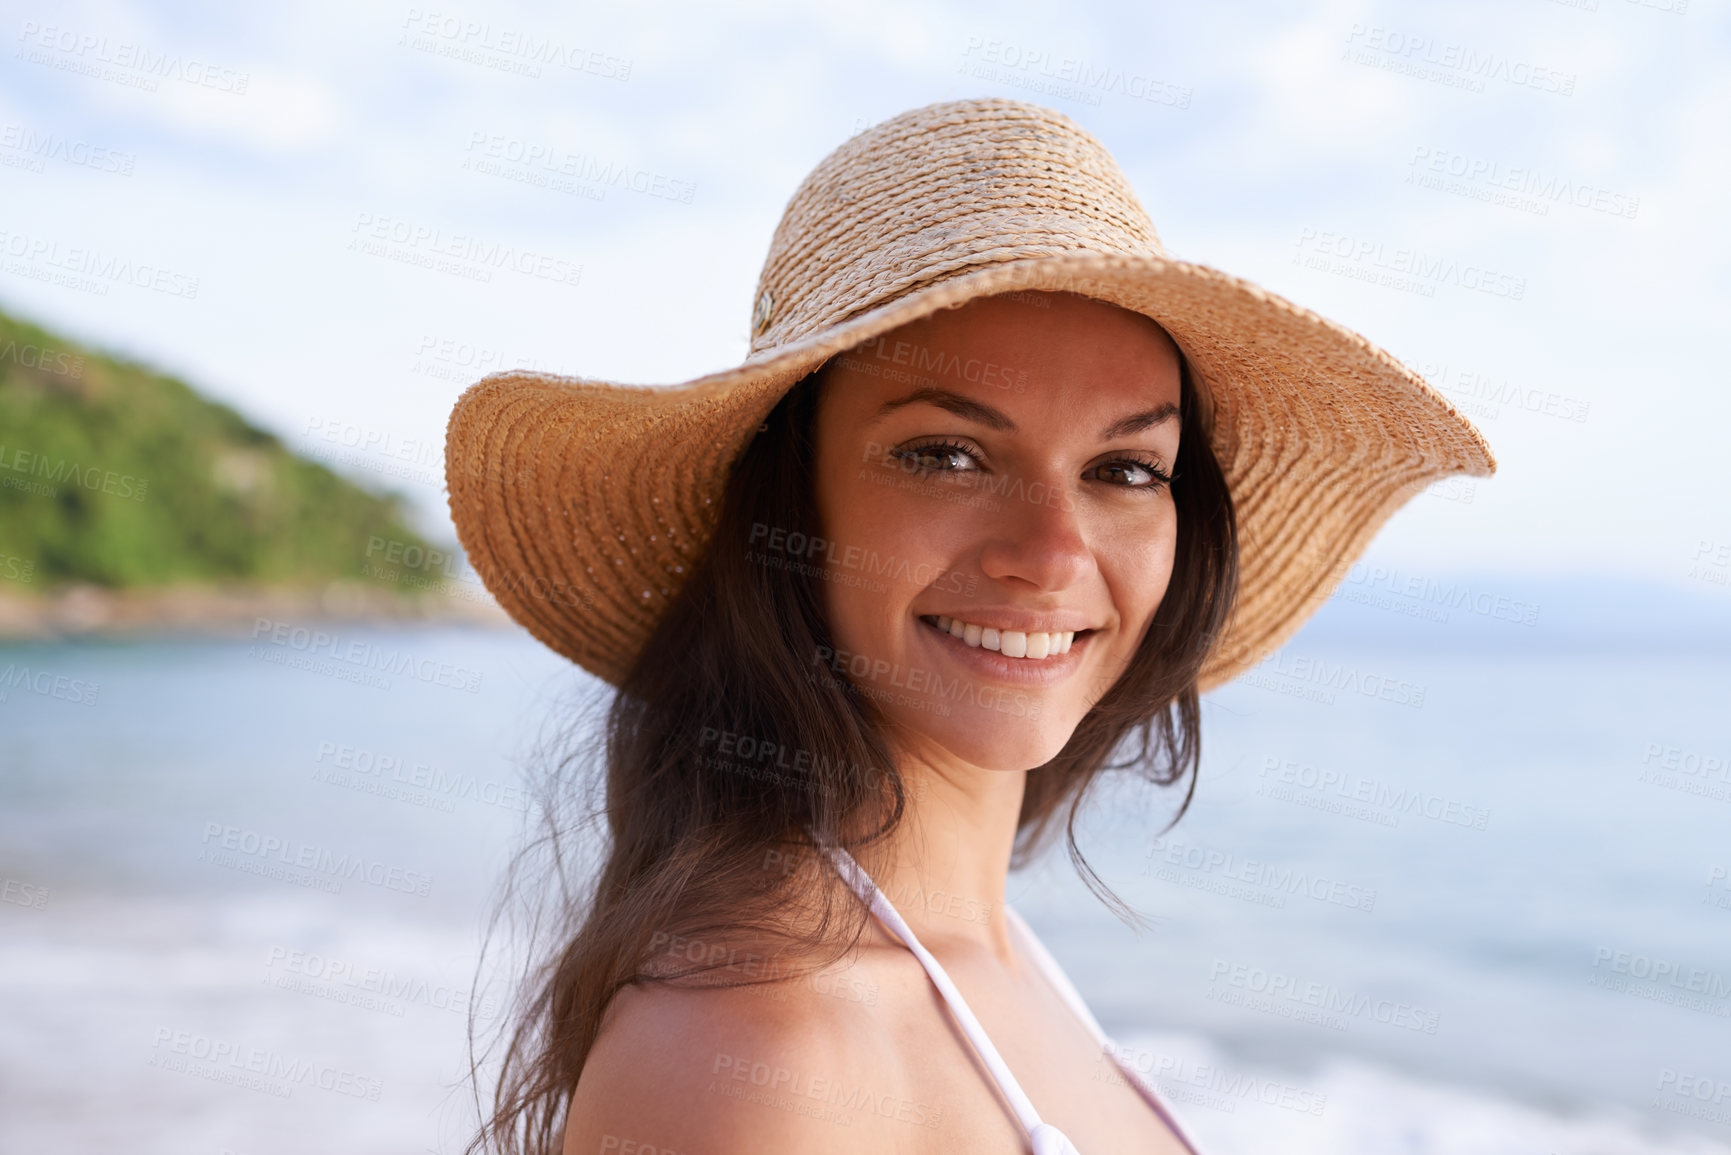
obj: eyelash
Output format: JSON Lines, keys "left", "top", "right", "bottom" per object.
{"left": 889, "top": 438, "right": 1175, "bottom": 491}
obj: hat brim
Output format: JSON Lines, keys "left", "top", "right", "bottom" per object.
{"left": 444, "top": 252, "right": 1494, "bottom": 692}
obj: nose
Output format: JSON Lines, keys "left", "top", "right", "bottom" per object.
{"left": 976, "top": 482, "right": 1092, "bottom": 592}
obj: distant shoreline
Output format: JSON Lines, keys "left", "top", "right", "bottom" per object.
{"left": 0, "top": 581, "right": 514, "bottom": 642}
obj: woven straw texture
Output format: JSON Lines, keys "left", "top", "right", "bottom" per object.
{"left": 444, "top": 97, "right": 1494, "bottom": 693}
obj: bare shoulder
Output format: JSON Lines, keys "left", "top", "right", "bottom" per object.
{"left": 562, "top": 964, "right": 905, "bottom": 1155}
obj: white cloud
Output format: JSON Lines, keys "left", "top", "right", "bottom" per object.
{"left": 150, "top": 68, "right": 343, "bottom": 152}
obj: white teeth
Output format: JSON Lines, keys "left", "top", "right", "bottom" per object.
{"left": 925, "top": 616, "right": 1077, "bottom": 660}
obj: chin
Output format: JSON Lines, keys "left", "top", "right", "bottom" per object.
{"left": 897, "top": 713, "right": 1077, "bottom": 775}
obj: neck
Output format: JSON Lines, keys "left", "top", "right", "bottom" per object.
{"left": 858, "top": 738, "right": 1025, "bottom": 965}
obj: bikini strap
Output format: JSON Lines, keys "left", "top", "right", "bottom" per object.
{"left": 1003, "top": 906, "right": 1211, "bottom": 1155}
{"left": 821, "top": 845, "right": 1080, "bottom": 1154}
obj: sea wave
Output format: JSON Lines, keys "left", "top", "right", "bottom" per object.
{"left": 1114, "top": 1029, "right": 1731, "bottom": 1155}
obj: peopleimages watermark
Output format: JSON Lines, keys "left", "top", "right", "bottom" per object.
{"left": 1705, "top": 865, "right": 1731, "bottom": 914}
{"left": 0, "top": 336, "right": 85, "bottom": 379}
{"left": 0, "top": 551, "right": 37, "bottom": 584}
{"left": 398, "top": 8, "right": 632, "bottom": 81}
{"left": 1406, "top": 145, "right": 1639, "bottom": 220}
{"left": 462, "top": 130, "right": 695, "bottom": 205}
{"left": 1543, "top": 0, "right": 1690, "bottom": 14}
{"left": 707, "top": 1050, "right": 943, "bottom": 1129}
{"left": 15, "top": 21, "right": 250, "bottom": 95}
{"left": 600, "top": 1136, "right": 690, "bottom": 1155}
{"left": 1, "top": 877, "right": 49, "bottom": 910}
{"left": 198, "top": 821, "right": 434, "bottom": 898}
{"left": 1144, "top": 836, "right": 1378, "bottom": 913}
{"left": 1639, "top": 740, "right": 1731, "bottom": 804}
{"left": 1257, "top": 757, "right": 1492, "bottom": 831}
{"left": 810, "top": 644, "right": 1043, "bottom": 721}
{"left": 647, "top": 929, "right": 880, "bottom": 1006}
{"left": 1655, "top": 1068, "right": 1731, "bottom": 1128}
{"left": 0, "top": 121, "right": 135, "bottom": 176}
{"left": 1236, "top": 650, "right": 1427, "bottom": 709}
{"left": 0, "top": 227, "right": 198, "bottom": 299}
{"left": 858, "top": 443, "right": 1003, "bottom": 514}
{"left": 957, "top": 36, "right": 1191, "bottom": 109}
{"left": 261, "top": 944, "right": 496, "bottom": 1019}
{"left": 1327, "top": 562, "right": 1540, "bottom": 627}
{"left": 1094, "top": 1041, "right": 1328, "bottom": 1118}
{"left": 409, "top": 332, "right": 557, "bottom": 382}
{"left": 1207, "top": 959, "right": 1441, "bottom": 1035}
{"left": 1293, "top": 227, "right": 1526, "bottom": 301}
{"left": 314, "top": 740, "right": 527, "bottom": 814}
{"left": 1686, "top": 539, "right": 1730, "bottom": 594}
{"left": 363, "top": 535, "right": 482, "bottom": 584}
{"left": 756, "top": 844, "right": 986, "bottom": 926}
{"left": 1426, "top": 476, "right": 1477, "bottom": 506}
{"left": 1341, "top": 24, "right": 1576, "bottom": 96}
{"left": 0, "top": 442, "right": 148, "bottom": 502}
{"left": 861, "top": 438, "right": 1081, "bottom": 514}
{"left": 1588, "top": 945, "right": 1731, "bottom": 1016}
{"left": 1396, "top": 350, "right": 1592, "bottom": 427}
{"left": 248, "top": 617, "right": 483, "bottom": 694}
{"left": 840, "top": 334, "right": 1030, "bottom": 394}
{"left": 697, "top": 726, "right": 915, "bottom": 798}
{"left": 303, "top": 415, "right": 441, "bottom": 477}
{"left": 347, "top": 211, "right": 582, "bottom": 289}
{"left": 747, "top": 522, "right": 977, "bottom": 597}
{"left": 0, "top": 660, "right": 100, "bottom": 707}
{"left": 300, "top": 422, "right": 439, "bottom": 492}
{"left": 360, "top": 541, "right": 496, "bottom": 609}
{"left": 148, "top": 1027, "right": 382, "bottom": 1101}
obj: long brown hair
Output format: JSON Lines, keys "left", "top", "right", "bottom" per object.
{"left": 465, "top": 313, "right": 1239, "bottom": 1154}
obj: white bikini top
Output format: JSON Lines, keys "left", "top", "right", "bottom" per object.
{"left": 823, "top": 845, "right": 1208, "bottom": 1155}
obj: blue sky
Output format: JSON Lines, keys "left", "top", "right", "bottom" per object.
{"left": 2, "top": 0, "right": 1726, "bottom": 587}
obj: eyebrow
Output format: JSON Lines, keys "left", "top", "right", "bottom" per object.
{"left": 872, "top": 387, "right": 1179, "bottom": 440}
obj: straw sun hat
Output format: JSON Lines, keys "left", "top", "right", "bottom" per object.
{"left": 444, "top": 97, "right": 1494, "bottom": 692}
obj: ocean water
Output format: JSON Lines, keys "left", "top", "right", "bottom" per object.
{"left": 2, "top": 576, "right": 1729, "bottom": 1154}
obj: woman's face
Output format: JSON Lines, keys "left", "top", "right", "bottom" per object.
{"left": 810, "top": 291, "right": 1185, "bottom": 774}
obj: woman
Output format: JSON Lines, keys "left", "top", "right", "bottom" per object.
{"left": 445, "top": 97, "right": 1494, "bottom": 1155}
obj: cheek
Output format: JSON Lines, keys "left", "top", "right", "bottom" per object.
{"left": 814, "top": 456, "right": 969, "bottom": 661}
{"left": 813, "top": 449, "right": 902, "bottom": 647}
{"left": 1103, "top": 511, "right": 1180, "bottom": 634}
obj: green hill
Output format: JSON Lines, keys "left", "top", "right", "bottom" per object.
{"left": 0, "top": 305, "right": 443, "bottom": 591}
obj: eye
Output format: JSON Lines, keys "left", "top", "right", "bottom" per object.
{"left": 888, "top": 439, "right": 982, "bottom": 473}
{"left": 885, "top": 440, "right": 1174, "bottom": 492}
{"left": 1086, "top": 456, "right": 1174, "bottom": 491}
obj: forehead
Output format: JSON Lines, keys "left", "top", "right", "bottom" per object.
{"left": 825, "top": 291, "right": 1183, "bottom": 417}
{"left": 894, "top": 291, "right": 1175, "bottom": 356}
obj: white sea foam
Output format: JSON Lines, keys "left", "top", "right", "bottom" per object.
{"left": 0, "top": 893, "right": 496, "bottom": 1153}
{"left": 1116, "top": 1029, "right": 1731, "bottom": 1155}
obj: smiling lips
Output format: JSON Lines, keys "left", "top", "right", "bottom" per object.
{"left": 924, "top": 614, "right": 1077, "bottom": 660}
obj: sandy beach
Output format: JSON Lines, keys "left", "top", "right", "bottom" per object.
{"left": 0, "top": 581, "right": 514, "bottom": 643}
